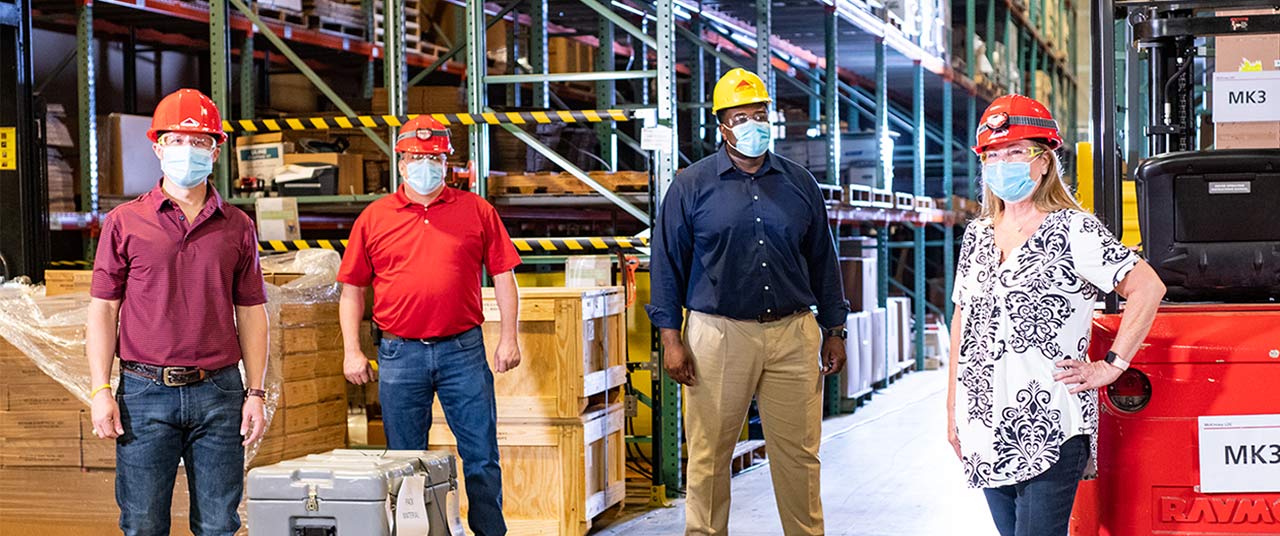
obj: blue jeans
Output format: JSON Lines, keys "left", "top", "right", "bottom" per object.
{"left": 115, "top": 365, "right": 246, "bottom": 536}
{"left": 378, "top": 326, "right": 506, "bottom": 536}
{"left": 983, "top": 434, "right": 1090, "bottom": 536}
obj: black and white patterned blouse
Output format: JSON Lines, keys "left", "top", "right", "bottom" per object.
{"left": 952, "top": 209, "right": 1138, "bottom": 488}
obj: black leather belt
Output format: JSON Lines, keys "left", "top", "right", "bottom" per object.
{"left": 121, "top": 361, "right": 230, "bottom": 387}
{"left": 756, "top": 308, "right": 810, "bottom": 323}
{"left": 382, "top": 330, "right": 468, "bottom": 345}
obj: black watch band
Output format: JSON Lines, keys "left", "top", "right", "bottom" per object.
{"left": 823, "top": 326, "right": 848, "bottom": 340}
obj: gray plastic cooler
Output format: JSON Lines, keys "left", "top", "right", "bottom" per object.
{"left": 247, "top": 449, "right": 462, "bottom": 536}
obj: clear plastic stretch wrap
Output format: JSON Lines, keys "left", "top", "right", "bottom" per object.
{"left": 0, "top": 248, "right": 342, "bottom": 467}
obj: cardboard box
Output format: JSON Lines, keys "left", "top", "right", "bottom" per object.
{"left": 80, "top": 438, "right": 116, "bottom": 468}
{"left": 100, "top": 113, "right": 163, "bottom": 196}
{"left": 254, "top": 197, "right": 301, "bottom": 242}
{"left": 1215, "top": 9, "right": 1280, "bottom": 149}
{"left": 314, "top": 351, "right": 344, "bottom": 378}
{"left": 235, "top": 132, "right": 286, "bottom": 184}
{"left": 0, "top": 355, "right": 54, "bottom": 385}
{"left": 0, "top": 411, "right": 82, "bottom": 439}
{"left": 373, "top": 86, "right": 465, "bottom": 114}
{"left": 278, "top": 302, "right": 340, "bottom": 327}
{"left": 316, "top": 399, "right": 347, "bottom": 428}
{"left": 0, "top": 439, "right": 82, "bottom": 467}
{"left": 43, "top": 270, "right": 94, "bottom": 297}
{"left": 283, "top": 404, "right": 318, "bottom": 434}
{"left": 276, "top": 325, "right": 343, "bottom": 355}
{"left": 268, "top": 73, "right": 321, "bottom": 114}
{"left": 280, "top": 353, "right": 319, "bottom": 380}
{"left": 283, "top": 428, "right": 325, "bottom": 459}
{"left": 314, "top": 375, "right": 346, "bottom": 402}
{"left": 5, "top": 382, "right": 81, "bottom": 411}
{"left": 366, "top": 419, "right": 385, "bottom": 446}
{"left": 1216, "top": 121, "right": 1280, "bottom": 149}
{"left": 283, "top": 153, "right": 364, "bottom": 196}
{"left": 317, "top": 424, "right": 346, "bottom": 449}
{"left": 282, "top": 379, "right": 319, "bottom": 407}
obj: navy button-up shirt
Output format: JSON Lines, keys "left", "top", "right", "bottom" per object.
{"left": 646, "top": 147, "right": 849, "bottom": 330}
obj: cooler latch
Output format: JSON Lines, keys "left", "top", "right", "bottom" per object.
{"left": 304, "top": 484, "right": 320, "bottom": 512}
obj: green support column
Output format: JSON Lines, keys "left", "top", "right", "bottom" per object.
{"left": 824, "top": 5, "right": 839, "bottom": 186}
{"left": 911, "top": 61, "right": 925, "bottom": 371}
{"left": 385, "top": 0, "right": 405, "bottom": 191}
{"left": 943, "top": 80, "right": 955, "bottom": 323}
{"left": 874, "top": 36, "right": 890, "bottom": 383}
{"left": 210, "top": 0, "right": 232, "bottom": 195}
{"left": 653, "top": 0, "right": 682, "bottom": 497}
{"left": 756, "top": 0, "right": 774, "bottom": 98}
{"left": 240, "top": 30, "right": 255, "bottom": 119}
{"left": 465, "top": 0, "right": 489, "bottom": 197}
{"left": 1068, "top": 2, "right": 1077, "bottom": 146}
{"left": 1005, "top": 10, "right": 1014, "bottom": 93}
{"left": 362, "top": 0, "right": 374, "bottom": 99}
{"left": 596, "top": 18, "right": 616, "bottom": 170}
{"left": 986, "top": 0, "right": 996, "bottom": 85}
{"left": 530, "top": 0, "right": 549, "bottom": 108}
{"left": 77, "top": 0, "right": 97, "bottom": 217}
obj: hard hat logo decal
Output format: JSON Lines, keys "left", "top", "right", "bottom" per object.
{"left": 416, "top": 129, "right": 431, "bottom": 140}
{"left": 180, "top": 117, "right": 201, "bottom": 128}
{"left": 735, "top": 80, "right": 754, "bottom": 92}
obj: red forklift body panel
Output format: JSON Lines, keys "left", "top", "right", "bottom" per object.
{"left": 1081, "top": 304, "right": 1280, "bottom": 535}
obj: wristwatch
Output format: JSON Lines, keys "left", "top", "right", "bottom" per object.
{"left": 246, "top": 388, "right": 268, "bottom": 400}
{"left": 1104, "top": 350, "right": 1130, "bottom": 371}
{"left": 822, "top": 326, "right": 848, "bottom": 340}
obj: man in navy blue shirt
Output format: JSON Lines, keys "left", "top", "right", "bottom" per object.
{"left": 646, "top": 68, "right": 849, "bottom": 535}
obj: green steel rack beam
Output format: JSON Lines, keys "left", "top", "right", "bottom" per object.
{"left": 912, "top": 60, "right": 926, "bottom": 371}
{"left": 596, "top": 17, "right": 616, "bottom": 171}
{"left": 824, "top": 4, "right": 839, "bottom": 187}
{"left": 530, "top": 0, "right": 549, "bottom": 109}
{"left": 77, "top": 0, "right": 97, "bottom": 217}
{"left": 943, "top": 80, "right": 955, "bottom": 323}
{"left": 210, "top": 0, "right": 231, "bottom": 194}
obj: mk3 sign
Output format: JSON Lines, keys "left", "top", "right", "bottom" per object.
{"left": 1213, "top": 71, "right": 1280, "bottom": 123}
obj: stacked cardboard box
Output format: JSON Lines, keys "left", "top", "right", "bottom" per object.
{"left": 1215, "top": 9, "right": 1280, "bottom": 149}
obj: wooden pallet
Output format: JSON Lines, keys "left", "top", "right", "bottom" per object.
{"left": 315, "top": 18, "right": 364, "bottom": 38}
{"left": 819, "top": 183, "right": 844, "bottom": 205}
{"left": 257, "top": 6, "right": 306, "bottom": 26}
{"left": 729, "top": 440, "right": 768, "bottom": 475}
{"left": 489, "top": 171, "right": 650, "bottom": 196}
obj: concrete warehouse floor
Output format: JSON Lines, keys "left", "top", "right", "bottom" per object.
{"left": 590, "top": 369, "right": 1000, "bottom": 536}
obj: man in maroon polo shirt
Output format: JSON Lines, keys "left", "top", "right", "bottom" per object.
{"left": 338, "top": 115, "right": 521, "bottom": 535}
{"left": 86, "top": 89, "right": 268, "bottom": 536}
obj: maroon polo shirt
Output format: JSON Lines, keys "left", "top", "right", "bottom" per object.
{"left": 337, "top": 185, "right": 521, "bottom": 339}
{"left": 91, "top": 180, "right": 267, "bottom": 369}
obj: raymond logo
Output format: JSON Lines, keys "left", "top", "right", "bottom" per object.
{"left": 1155, "top": 487, "right": 1280, "bottom": 531}
{"left": 179, "top": 117, "right": 201, "bottom": 128}
{"left": 734, "top": 80, "right": 754, "bottom": 92}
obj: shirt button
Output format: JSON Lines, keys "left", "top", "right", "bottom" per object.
{"left": 756, "top": 217, "right": 762, "bottom": 223}
{"left": 423, "top": 219, "right": 430, "bottom": 225}
{"left": 178, "top": 215, "right": 185, "bottom": 221}
{"left": 762, "top": 262, "right": 768, "bottom": 267}
{"left": 758, "top": 240, "right": 764, "bottom": 245}
{"left": 767, "top": 308, "right": 773, "bottom": 313}
{"left": 753, "top": 195, "right": 759, "bottom": 201}
{"left": 764, "top": 285, "right": 770, "bottom": 291}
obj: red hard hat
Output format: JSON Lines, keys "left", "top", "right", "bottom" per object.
{"left": 973, "top": 94, "right": 1062, "bottom": 154}
{"left": 147, "top": 89, "right": 227, "bottom": 144}
{"left": 395, "top": 115, "right": 453, "bottom": 155}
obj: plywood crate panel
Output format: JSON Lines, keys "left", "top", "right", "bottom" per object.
{"left": 428, "top": 404, "right": 626, "bottom": 536}
{"left": 461, "top": 287, "right": 627, "bottom": 421}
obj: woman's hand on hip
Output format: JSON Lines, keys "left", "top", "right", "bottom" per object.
{"left": 1054, "top": 359, "right": 1124, "bottom": 394}
{"left": 947, "top": 411, "right": 961, "bottom": 461}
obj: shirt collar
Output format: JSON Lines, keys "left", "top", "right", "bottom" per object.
{"left": 393, "top": 184, "right": 456, "bottom": 208}
{"left": 715, "top": 146, "right": 775, "bottom": 178}
{"left": 146, "top": 179, "right": 226, "bottom": 217}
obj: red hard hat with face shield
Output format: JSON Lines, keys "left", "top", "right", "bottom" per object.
{"left": 972, "top": 94, "right": 1062, "bottom": 154}
{"left": 395, "top": 115, "right": 453, "bottom": 155}
{"left": 147, "top": 89, "right": 227, "bottom": 144}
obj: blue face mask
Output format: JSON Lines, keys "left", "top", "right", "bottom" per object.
{"left": 983, "top": 161, "right": 1036, "bottom": 203}
{"left": 405, "top": 159, "right": 446, "bottom": 195}
{"left": 729, "top": 120, "right": 772, "bottom": 158}
{"left": 160, "top": 145, "right": 215, "bottom": 189}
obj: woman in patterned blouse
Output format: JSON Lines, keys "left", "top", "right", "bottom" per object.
{"left": 947, "top": 95, "right": 1166, "bottom": 536}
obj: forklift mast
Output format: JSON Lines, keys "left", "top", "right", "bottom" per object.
{"left": 0, "top": 0, "right": 45, "bottom": 282}
{"left": 1091, "top": 0, "right": 1280, "bottom": 309}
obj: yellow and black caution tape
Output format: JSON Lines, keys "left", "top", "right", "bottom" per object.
{"left": 224, "top": 109, "right": 632, "bottom": 134}
{"left": 49, "top": 260, "right": 92, "bottom": 268}
{"left": 258, "top": 236, "right": 649, "bottom": 255}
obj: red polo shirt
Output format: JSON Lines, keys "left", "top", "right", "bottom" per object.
{"left": 337, "top": 186, "right": 521, "bottom": 339}
{"left": 90, "top": 181, "right": 268, "bottom": 369}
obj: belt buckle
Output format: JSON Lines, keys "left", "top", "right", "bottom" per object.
{"left": 162, "top": 368, "right": 200, "bottom": 387}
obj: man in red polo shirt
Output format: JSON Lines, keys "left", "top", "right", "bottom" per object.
{"left": 338, "top": 115, "right": 522, "bottom": 536}
{"left": 86, "top": 88, "right": 269, "bottom": 536}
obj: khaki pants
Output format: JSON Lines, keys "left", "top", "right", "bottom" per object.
{"left": 683, "top": 311, "right": 825, "bottom": 536}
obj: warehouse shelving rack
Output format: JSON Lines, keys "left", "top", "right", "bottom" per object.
{"left": 29, "top": 0, "right": 1076, "bottom": 502}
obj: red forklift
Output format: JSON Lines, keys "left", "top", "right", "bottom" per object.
{"left": 1072, "top": 1, "right": 1280, "bottom": 534}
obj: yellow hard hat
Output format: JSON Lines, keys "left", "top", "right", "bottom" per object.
{"left": 712, "top": 68, "right": 772, "bottom": 114}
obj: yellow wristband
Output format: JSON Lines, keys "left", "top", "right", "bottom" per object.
{"left": 90, "top": 384, "right": 112, "bottom": 398}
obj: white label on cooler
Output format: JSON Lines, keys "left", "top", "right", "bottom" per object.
{"left": 1198, "top": 414, "right": 1280, "bottom": 493}
{"left": 394, "top": 475, "right": 430, "bottom": 536}
{"left": 1212, "top": 71, "right": 1280, "bottom": 123}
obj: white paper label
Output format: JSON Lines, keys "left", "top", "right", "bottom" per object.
{"left": 446, "top": 489, "right": 466, "bottom": 536}
{"left": 1212, "top": 71, "right": 1280, "bottom": 123}
{"left": 1198, "top": 414, "right": 1280, "bottom": 493}
{"left": 394, "top": 475, "right": 430, "bottom": 536}
{"left": 640, "top": 126, "right": 673, "bottom": 151}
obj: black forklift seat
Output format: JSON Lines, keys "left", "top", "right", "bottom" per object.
{"left": 1136, "top": 149, "right": 1280, "bottom": 301}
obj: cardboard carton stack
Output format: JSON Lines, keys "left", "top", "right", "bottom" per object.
{"left": 1214, "top": 9, "right": 1280, "bottom": 149}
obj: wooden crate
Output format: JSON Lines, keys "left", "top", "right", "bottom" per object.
{"left": 463, "top": 287, "right": 627, "bottom": 420}
{"left": 429, "top": 404, "right": 626, "bottom": 536}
